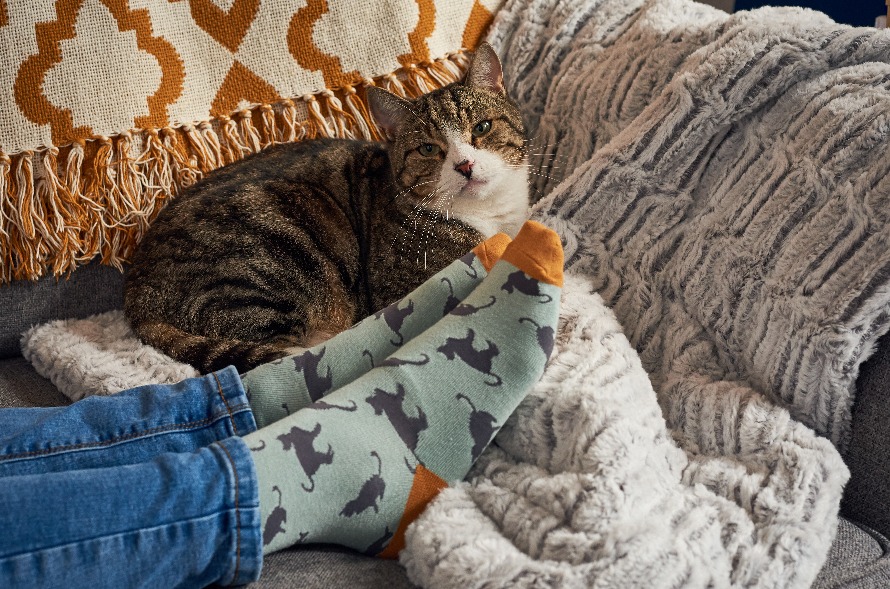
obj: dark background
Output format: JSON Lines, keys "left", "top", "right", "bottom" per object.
{"left": 733, "top": 0, "right": 887, "bottom": 27}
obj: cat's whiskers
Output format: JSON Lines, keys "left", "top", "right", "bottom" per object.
{"left": 385, "top": 179, "right": 437, "bottom": 207}
{"left": 409, "top": 186, "right": 454, "bottom": 268}
{"left": 511, "top": 162, "right": 565, "bottom": 171}
{"left": 396, "top": 185, "right": 443, "bottom": 264}
{"left": 415, "top": 189, "right": 443, "bottom": 254}
{"left": 524, "top": 170, "right": 563, "bottom": 183}
{"left": 425, "top": 189, "right": 457, "bottom": 268}
{"left": 525, "top": 150, "right": 568, "bottom": 164}
{"left": 522, "top": 137, "right": 568, "bottom": 159}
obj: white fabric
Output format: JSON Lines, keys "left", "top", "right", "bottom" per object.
{"left": 21, "top": 310, "right": 197, "bottom": 401}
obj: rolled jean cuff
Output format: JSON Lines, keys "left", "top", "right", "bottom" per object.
{"left": 212, "top": 436, "right": 263, "bottom": 586}
{"left": 210, "top": 366, "right": 258, "bottom": 438}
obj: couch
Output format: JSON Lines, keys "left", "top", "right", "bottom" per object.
{"left": 2, "top": 0, "right": 890, "bottom": 586}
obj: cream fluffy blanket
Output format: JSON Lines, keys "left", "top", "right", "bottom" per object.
{"left": 21, "top": 1, "right": 890, "bottom": 587}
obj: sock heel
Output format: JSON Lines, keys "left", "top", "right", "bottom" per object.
{"left": 500, "top": 221, "right": 564, "bottom": 287}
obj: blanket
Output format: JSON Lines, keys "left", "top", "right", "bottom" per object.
{"left": 22, "top": 310, "right": 198, "bottom": 400}
{"left": 401, "top": 0, "right": 890, "bottom": 587}
{"left": 20, "top": 1, "right": 890, "bottom": 587}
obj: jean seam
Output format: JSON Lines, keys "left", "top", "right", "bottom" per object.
{"left": 215, "top": 440, "right": 242, "bottom": 586}
{"left": 213, "top": 372, "right": 240, "bottom": 437}
{"left": 0, "top": 403, "right": 251, "bottom": 462}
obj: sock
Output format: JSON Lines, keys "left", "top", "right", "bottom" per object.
{"left": 244, "top": 221, "right": 563, "bottom": 557}
{"left": 242, "top": 233, "right": 511, "bottom": 427}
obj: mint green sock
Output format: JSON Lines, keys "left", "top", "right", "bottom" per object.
{"left": 242, "top": 234, "right": 511, "bottom": 427}
{"left": 244, "top": 221, "right": 563, "bottom": 557}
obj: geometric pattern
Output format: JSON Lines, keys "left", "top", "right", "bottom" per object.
{"left": 0, "top": 0, "right": 503, "bottom": 282}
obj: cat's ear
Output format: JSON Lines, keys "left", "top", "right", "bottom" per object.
{"left": 367, "top": 86, "right": 414, "bottom": 138}
{"left": 465, "top": 43, "right": 505, "bottom": 95}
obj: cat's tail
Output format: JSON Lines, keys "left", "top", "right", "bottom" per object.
{"left": 132, "top": 320, "right": 292, "bottom": 374}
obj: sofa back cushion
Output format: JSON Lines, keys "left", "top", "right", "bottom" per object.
{"left": 0, "top": 262, "right": 123, "bottom": 359}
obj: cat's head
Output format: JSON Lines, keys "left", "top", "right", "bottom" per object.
{"left": 368, "top": 44, "right": 529, "bottom": 237}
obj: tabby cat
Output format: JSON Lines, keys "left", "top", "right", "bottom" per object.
{"left": 124, "top": 43, "right": 529, "bottom": 373}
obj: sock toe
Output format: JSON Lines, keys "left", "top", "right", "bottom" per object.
{"left": 500, "top": 221, "right": 564, "bottom": 287}
{"left": 472, "top": 233, "right": 511, "bottom": 271}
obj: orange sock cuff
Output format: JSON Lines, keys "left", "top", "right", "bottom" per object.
{"left": 500, "top": 221, "right": 564, "bottom": 287}
{"left": 472, "top": 233, "right": 511, "bottom": 272}
{"left": 377, "top": 465, "right": 448, "bottom": 559}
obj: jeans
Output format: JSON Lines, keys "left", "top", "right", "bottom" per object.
{"left": 0, "top": 367, "right": 263, "bottom": 588}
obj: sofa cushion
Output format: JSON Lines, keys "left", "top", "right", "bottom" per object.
{"left": 0, "top": 260, "right": 124, "bottom": 360}
{"left": 0, "top": 356, "right": 70, "bottom": 408}
{"left": 813, "top": 517, "right": 890, "bottom": 589}
{"left": 842, "top": 330, "right": 890, "bottom": 539}
{"left": 251, "top": 546, "right": 416, "bottom": 589}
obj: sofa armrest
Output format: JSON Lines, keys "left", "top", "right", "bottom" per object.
{"left": 842, "top": 331, "right": 890, "bottom": 538}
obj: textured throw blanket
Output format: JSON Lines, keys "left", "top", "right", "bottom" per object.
{"left": 22, "top": 310, "right": 198, "bottom": 400}
{"left": 402, "top": 0, "right": 890, "bottom": 587}
{"left": 21, "top": 1, "right": 890, "bottom": 587}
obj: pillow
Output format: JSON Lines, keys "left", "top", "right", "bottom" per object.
{"left": 0, "top": 0, "right": 503, "bottom": 282}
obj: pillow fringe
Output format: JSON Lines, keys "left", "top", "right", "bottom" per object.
{"left": 0, "top": 51, "right": 469, "bottom": 284}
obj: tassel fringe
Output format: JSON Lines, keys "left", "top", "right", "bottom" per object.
{"left": 1, "top": 51, "right": 470, "bottom": 283}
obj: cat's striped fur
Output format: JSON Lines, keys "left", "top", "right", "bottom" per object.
{"left": 124, "top": 44, "right": 530, "bottom": 373}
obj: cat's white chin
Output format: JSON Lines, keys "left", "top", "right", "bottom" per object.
{"left": 448, "top": 170, "right": 530, "bottom": 238}
{"left": 429, "top": 137, "right": 530, "bottom": 238}
{"left": 458, "top": 178, "right": 488, "bottom": 196}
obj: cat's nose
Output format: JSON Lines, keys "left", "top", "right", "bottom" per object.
{"left": 454, "top": 159, "right": 474, "bottom": 179}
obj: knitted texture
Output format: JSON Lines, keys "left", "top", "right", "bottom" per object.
{"left": 0, "top": 0, "right": 503, "bottom": 282}
{"left": 400, "top": 0, "right": 889, "bottom": 587}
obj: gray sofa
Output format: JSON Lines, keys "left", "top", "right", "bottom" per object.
{"left": 1, "top": 260, "right": 889, "bottom": 588}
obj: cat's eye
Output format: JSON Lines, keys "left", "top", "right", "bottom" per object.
{"left": 417, "top": 143, "right": 441, "bottom": 157}
{"left": 472, "top": 120, "right": 492, "bottom": 137}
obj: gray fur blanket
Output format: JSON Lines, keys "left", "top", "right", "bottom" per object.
{"left": 20, "top": 1, "right": 890, "bottom": 587}
{"left": 401, "top": 0, "right": 890, "bottom": 587}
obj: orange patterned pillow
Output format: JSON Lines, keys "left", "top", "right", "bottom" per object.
{"left": 0, "top": 0, "right": 503, "bottom": 282}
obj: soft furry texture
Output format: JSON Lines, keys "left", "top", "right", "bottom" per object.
{"left": 402, "top": 275, "right": 847, "bottom": 588}
{"left": 21, "top": 311, "right": 198, "bottom": 401}
{"left": 401, "top": 0, "right": 889, "bottom": 587}
{"left": 19, "top": 0, "right": 890, "bottom": 586}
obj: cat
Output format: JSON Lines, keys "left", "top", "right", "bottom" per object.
{"left": 123, "top": 43, "right": 529, "bottom": 373}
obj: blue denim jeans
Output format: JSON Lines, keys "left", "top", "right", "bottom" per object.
{"left": 0, "top": 367, "right": 263, "bottom": 588}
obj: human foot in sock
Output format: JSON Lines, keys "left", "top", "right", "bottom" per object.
{"left": 242, "top": 233, "right": 511, "bottom": 428}
{"left": 244, "top": 221, "right": 563, "bottom": 557}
